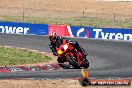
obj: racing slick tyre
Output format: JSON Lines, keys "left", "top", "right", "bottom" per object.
{"left": 66, "top": 54, "right": 80, "bottom": 69}
{"left": 84, "top": 62, "right": 89, "bottom": 69}
{"left": 81, "top": 59, "right": 89, "bottom": 69}
{"left": 57, "top": 57, "right": 64, "bottom": 63}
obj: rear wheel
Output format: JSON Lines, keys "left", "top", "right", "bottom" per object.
{"left": 81, "top": 59, "right": 89, "bottom": 69}
{"left": 84, "top": 62, "right": 89, "bottom": 69}
{"left": 66, "top": 54, "right": 80, "bottom": 69}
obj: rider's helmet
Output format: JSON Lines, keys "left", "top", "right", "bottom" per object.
{"left": 49, "top": 32, "right": 57, "bottom": 43}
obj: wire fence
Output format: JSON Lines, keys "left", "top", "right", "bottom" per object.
{"left": 0, "top": 1, "right": 131, "bottom": 28}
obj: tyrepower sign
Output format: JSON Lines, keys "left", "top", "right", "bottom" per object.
{"left": 87, "top": 27, "right": 132, "bottom": 41}
{"left": 48, "top": 25, "right": 89, "bottom": 38}
{"left": 0, "top": 26, "right": 29, "bottom": 34}
{"left": 0, "top": 22, "right": 48, "bottom": 35}
{"left": 48, "top": 24, "right": 132, "bottom": 41}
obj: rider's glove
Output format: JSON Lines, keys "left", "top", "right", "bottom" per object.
{"left": 68, "top": 40, "right": 73, "bottom": 44}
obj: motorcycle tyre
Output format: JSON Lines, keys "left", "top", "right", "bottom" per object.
{"left": 66, "top": 54, "right": 80, "bottom": 69}
{"left": 83, "top": 59, "right": 89, "bottom": 69}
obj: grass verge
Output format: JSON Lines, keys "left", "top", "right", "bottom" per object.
{"left": 0, "top": 46, "right": 52, "bottom": 66}
{"left": 0, "top": 15, "right": 132, "bottom": 28}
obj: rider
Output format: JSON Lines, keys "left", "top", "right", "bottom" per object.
{"left": 48, "top": 32, "right": 87, "bottom": 60}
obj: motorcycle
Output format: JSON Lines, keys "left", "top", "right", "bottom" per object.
{"left": 56, "top": 39, "right": 89, "bottom": 69}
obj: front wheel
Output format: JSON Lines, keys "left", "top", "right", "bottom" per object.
{"left": 66, "top": 54, "right": 80, "bottom": 69}
{"left": 57, "top": 57, "right": 66, "bottom": 69}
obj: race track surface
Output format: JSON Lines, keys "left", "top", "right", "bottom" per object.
{"left": 0, "top": 33, "right": 132, "bottom": 79}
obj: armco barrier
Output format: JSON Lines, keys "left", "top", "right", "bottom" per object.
{"left": 48, "top": 25, "right": 90, "bottom": 38}
{"left": 48, "top": 25, "right": 70, "bottom": 36}
{"left": 0, "top": 22, "right": 48, "bottom": 35}
{"left": 49, "top": 24, "right": 132, "bottom": 41}
{"left": 87, "top": 27, "right": 132, "bottom": 41}
{"left": 0, "top": 22, "right": 132, "bottom": 41}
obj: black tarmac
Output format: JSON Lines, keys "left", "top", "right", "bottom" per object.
{"left": 0, "top": 33, "right": 131, "bottom": 79}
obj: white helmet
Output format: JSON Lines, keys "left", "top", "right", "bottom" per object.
{"left": 49, "top": 32, "right": 57, "bottom": 38}
{"left": 49, "top": 32, "right": 57, "bottom": 43}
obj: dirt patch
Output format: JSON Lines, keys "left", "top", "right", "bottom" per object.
{"left": 0, "top": 79, "right": 131, "bottom": 88}
{"left": 0, "top": 0, "right": 131, "bottom": 16}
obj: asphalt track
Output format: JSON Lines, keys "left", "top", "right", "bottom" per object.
{"left": 0, "top": 33, "right": 132, "bottom": 79}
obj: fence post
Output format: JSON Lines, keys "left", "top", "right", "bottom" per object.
{"left": 113, "top": 13, "right": 116, "bottom": 26}
{"left": 82, "top": 11, "right": 84, "bottom": 25}
{"left": 51, "top": 8, "right": 54, "bottom": 23}
{"left": 22, "top": 0, "right": 25, "bottom": 21}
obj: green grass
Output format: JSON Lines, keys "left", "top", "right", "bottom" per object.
{"left": 0, "top": 47, "right": 52, "bottom": 66}
{"left": 0, "top": 15, "right": 132, "bottom": 28}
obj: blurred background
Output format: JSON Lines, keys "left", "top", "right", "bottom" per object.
{"left": 0, "top": 0, "right": 131, "bottom": 28}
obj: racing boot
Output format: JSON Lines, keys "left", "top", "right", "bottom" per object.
{"left": 57, "top": 57, "right": 65, "bottom": 68}
{"left": 57, "top": 57, "right": 64, "bottom": 63}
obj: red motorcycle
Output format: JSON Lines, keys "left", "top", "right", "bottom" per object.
{"left": 56, "top": 39, "right": 89, "bottom": 69}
